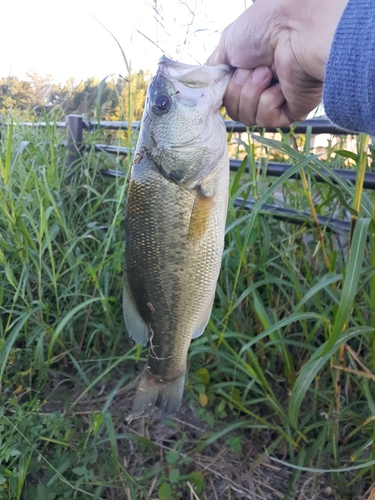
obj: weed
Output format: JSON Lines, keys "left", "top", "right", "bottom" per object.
{"left": 0, "top": 114, "right": 374, "bottom": 498}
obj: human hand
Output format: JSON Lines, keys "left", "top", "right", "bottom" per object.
{"left": 207, "top": 0, "right": 349, "bottom": 127}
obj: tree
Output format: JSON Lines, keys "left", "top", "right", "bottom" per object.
{"left": 0, "top": 77, "right": 35, "bottom": 118}
{"left": 0, "top": 70, "right": 151, "bottom": 122}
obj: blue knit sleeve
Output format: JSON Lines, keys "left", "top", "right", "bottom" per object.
{"left": 323, "top": 0, "right": 375, "bottom": 135}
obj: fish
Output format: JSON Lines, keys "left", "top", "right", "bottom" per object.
{"left": 123, "top": 56, "right": 232, "bottom": 421}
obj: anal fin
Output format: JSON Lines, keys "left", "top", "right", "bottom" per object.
{"left": 123, "top": 270, "right": 149, "bottom": 346}
{"left": 191, "top": 294, "right": 215, "bottom": 339}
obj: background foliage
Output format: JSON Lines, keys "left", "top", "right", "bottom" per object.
{"left": 0, "top": 70, "right": 150, "bottom": 121}
{"left": 0, "top": 72, "right": 375, "bottom": 499}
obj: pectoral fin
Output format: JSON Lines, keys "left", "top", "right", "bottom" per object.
{"left": 191, "top": 294, "right": 215, "bottom": 339}
{"left": 188, "top": 191, "right": 214, "bottom": 243}
{"left": 123, "top": 270, "right": 149, "bottom": 346}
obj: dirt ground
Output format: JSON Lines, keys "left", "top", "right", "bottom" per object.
{"left": 124, "top": 410, "right": 332, "bottom": 499}
{"left": 51, "top": 374, "right": 374, "bottom": 500}
{"left": 122, "top": 406, "right": 373, "bottom": 500}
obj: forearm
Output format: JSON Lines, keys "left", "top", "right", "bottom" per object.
{"left": 323, "top": 0, "right": 375, "bottom": 135}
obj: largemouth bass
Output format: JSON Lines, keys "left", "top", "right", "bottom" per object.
{"left": 124, "top": 56, "right": 232, "bottom": 420}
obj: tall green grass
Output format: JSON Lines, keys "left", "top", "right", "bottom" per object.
{"left": 0, "top": 116, "right": 374, "bottom": 499}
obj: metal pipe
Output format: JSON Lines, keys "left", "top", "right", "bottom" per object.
{"left": 233, "top": 198, "right": 350, "bottom": 234}
{"left": 229, "top": 160, "right": 375, "bottom": 190}
{"left": 66, "top": 114, "right": 84, "bottom": 182}
{"left": 225, "top": 117, "right": 353, "bottom": 135}
{"left": 92, "top": 144, "right": 132, "bottom": 156}
{"left": 99, "top": 169, "right": 125, "bottom": 178}
{"left": 78, "top": 117, "right": 353, "bottom": 135}
{"left": 99, "top": 157, "right": 375, "bottom": 191}
{"left": 61, "top": 114, "right": 361, "bottom": 232}
{"left": 84, "top": 120, "right": 141, "bottom": 131}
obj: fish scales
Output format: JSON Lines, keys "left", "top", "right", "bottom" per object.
{"left": 126, "top": 165, "right": 224, "bottom": 368}
{"left": 124, "top": 56, "right": 232, "bottom": 420}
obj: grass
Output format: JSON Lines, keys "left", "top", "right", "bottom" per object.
{"left": 0, "top": 111, "right": 375, "bottom": 499}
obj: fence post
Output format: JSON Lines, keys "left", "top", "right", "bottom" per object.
{"left": 66, "top": 114, "right": 83, "bottom": 182}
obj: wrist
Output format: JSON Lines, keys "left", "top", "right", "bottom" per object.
{"left": 288, "top": 0, "right": 349, "bottom": 81}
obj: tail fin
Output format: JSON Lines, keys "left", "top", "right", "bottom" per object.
{"left": 126, "top": 366, "right": 186, "bottom": 422}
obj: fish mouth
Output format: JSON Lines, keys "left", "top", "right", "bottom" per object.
{"left": 158, "top": 55, "right": 232, "bottom": 86}
{"left": 155, "top": 55, "right": 233, "bottom": 109}
{"left": 143, "top": 56, "right": 231, "bottom": 187}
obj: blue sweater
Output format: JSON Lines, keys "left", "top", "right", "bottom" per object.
{"left": 323, "top": 0, "right": 375, "bottom": 135}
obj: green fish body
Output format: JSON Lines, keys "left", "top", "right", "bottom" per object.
{"left": 124, "top": 56, "right": 232, "bottom": 420}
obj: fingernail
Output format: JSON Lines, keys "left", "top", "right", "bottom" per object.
{"left": 252, "top": 66, "right": 270, "bottom": 83}
{"left": 235, "top": 68, "right": 251, "bottom": 84}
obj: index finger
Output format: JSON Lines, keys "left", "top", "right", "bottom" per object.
{"left": 206, "top": 3, "right": 276, "bottom": 69}
{"left": 206, "top": 26, "right": 231, "bottom": 66}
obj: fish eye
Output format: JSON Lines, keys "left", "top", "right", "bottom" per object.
{"left": 151, "top": 93, "right": 171, "bottom": 116}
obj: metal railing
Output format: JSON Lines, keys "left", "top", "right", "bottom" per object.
{"left": 24, "top": 114, "right": 367, "bottom": 234}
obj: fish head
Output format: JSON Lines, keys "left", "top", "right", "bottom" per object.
{"left": 140, "top": 56, "right": 233, "bottom": 187}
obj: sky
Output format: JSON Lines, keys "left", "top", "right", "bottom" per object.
{"left": 1, "top": 0, "right": 250, "bottom": 84}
